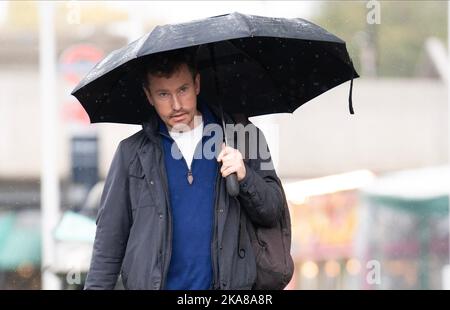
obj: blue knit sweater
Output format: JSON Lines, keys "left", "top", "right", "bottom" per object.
{"left": 159, "top": 103, "right": 220, "bottom": 290}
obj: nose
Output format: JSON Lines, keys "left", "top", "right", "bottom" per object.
{"left": 171, "top": 95, "right": 182, "bottom": 111}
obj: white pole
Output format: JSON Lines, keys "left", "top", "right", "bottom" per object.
{"left": 39, "top": 1, "right": 61, "bottom": 290}
{"left": 444, "top": 0, "right": 450, "bottom": 291}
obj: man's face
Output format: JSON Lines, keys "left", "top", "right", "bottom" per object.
{"left": 143, "top": 63, "right": 200, "bottom": 131}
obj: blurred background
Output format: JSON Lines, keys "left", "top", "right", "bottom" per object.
{"left": 0, "top": 0, "right": 448, "bottom": 290}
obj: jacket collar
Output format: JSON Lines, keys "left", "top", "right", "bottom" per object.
{"left": 141, "top": 108, "right": 160, "bottom": 144}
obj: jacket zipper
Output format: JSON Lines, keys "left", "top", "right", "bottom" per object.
{"left": 211, "top": 119, "right": 229, "bottom": 289}
{"left": 157, "top": 135, "right": 172, "bottom": 290}
{"left": 211, "top": 165, "right": 221, "bottom": 289}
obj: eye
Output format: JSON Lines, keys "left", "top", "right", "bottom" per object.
{"left": 158, "top": 92, "right": 169, "bottom": 98}
{"left": 179, "top": 86, "right": 188, "bottom": 93}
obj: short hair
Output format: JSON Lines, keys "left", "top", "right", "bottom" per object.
{"left": 140, "top": 47, "right": 198, "bottom": 89}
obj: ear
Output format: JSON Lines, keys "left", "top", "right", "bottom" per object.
{"left": 142, "top": 86, "right": 154, "bottom": 106}
{"left": 194, "top": 73, "right": 200, "bottom": 96}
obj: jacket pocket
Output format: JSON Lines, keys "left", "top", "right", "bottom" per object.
{"left": 128, "top": 159, "right": 156, "bottom": 209}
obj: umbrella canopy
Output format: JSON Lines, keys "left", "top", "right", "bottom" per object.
{"left": 72, "top": 12, "right": 358, "bottom": 124}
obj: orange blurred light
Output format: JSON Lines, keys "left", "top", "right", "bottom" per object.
{"left": 301, "top": 261, "right": 319, "bottom": 279}
{"left": 346, "top": 258, "right": 361, "bottom": 275}
{"left": 324, "top": 260, "right": 341, "bottom": 278}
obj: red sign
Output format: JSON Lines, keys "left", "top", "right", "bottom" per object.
{"left": 60, "top": 44, "right": 104, "bottom": 85}
{"left": 60, "top": 44, "right": 104, "bottom": 125}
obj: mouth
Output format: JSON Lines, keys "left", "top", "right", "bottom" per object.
{"left": 171, "top": 113, "right": 186, "bottom": 119}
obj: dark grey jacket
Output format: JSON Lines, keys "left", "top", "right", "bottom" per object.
{"left": 84, "top": 107, "right": 284, "bottom": 290}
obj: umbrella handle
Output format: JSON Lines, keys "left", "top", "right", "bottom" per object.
{"left": 208, "top": 43, "right": 240, "bottom": 197}
{"left": 226, "top": 173, "right": 240, "bottom": 197}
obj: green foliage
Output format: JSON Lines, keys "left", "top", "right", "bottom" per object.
{"left": 312, "top": 0, "right": 448, "bottom": 77}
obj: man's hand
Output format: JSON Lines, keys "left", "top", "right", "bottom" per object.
{"left": 217, "top": 143, "right": 246, "bottom": 181}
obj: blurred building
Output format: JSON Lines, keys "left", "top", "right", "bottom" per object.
{"left": 359, "top": 165, "right": 449, "bottom": 289}
{"left": 283, "top": 170, "right": 374, "bottom": 289}
{"left": 283, "top": 166, "right": 449, "bottom": 290}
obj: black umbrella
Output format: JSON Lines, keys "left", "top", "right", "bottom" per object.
{"left": 72, "top": 12, "right": 359, "bottom": 196}
{"left": 71, "top": 12, "right": 358, "bottom": 125}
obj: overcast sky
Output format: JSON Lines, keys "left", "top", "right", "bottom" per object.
{"left": 110, "top": 1, "right": 317, "bottom": 22}
{"left": 0, "top": 1, "right": 7, "bottom": 24}
{"left": 0, "top": 1, "right": 317, "bottom": 30}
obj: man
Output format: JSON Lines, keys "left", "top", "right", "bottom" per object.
{"left": 84, "top": 49, "right": 285, "bottom": 290}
